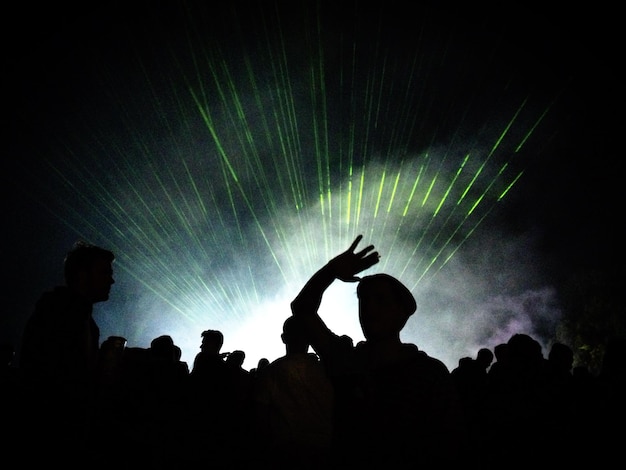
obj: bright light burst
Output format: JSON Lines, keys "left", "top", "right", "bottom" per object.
{"left": 17, "top": 3, "right": 563, "bottom": 369}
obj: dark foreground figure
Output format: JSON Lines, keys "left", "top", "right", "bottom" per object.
{"left": 290, "top": 235, "right": 465, "bottom": 467}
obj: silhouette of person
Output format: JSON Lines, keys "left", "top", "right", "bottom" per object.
{"left": 483, "top": 333, "right": 551, "bottom": 466}
{"left": 258, "top": 357, "right": 270, "bottom": 369}
{"left": 486, "top": 342, "right": 510, "bottom": 396}
{"left": 18, "top": 240, "right": 115, "bottom": 463}
{"left": 172, "top": 344, "right": 190, "bottom": 377}
{"left": 20, "top": 241, "right": 115, "bottom": 384}
{"left": 253, "top": 315, "right": 335, "bottom": 469}
{"left": 225, "top": 349, "right": 248, "bottom": 373}
{"left": 451, "top": 348, "right": 493, "bottom": 402}
{"left": 149, "top": 334, "right": 190, "bottom": 405}
{"left": 250, "top": 357, "right": 270, "bottom": 378}
{"left": 190, "top": 329, "right": 228, "bottom": 379}
{"left": 97, "top": 335, "right": 127, "bottom": 388}
{"left": 450, "top": 347, "right": 494, "bottom": 463}
{"left": 220, "top": 348, "right": 256, "bottom": 467}
{"left": 224, "top": 349, "right": 253, "bottom": 411}
{"left": 290, "top": 235, "right": 465, "bottom": 467}
{"left": 186, "top": 329, "right": 233, "bottom": 466}
{"left": 144, "top": 335, "right": 191, "bottom": 467}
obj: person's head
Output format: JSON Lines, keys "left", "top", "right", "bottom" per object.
{"left": 226, "top": 350, "right": 245, "bottom": 368}
{"left": 200, "top": 329, "right": 224, "bottom": 355}
{"left": 356, "top": 273, "right": 416, "bottom": 342}
{"left": 173, "top": 345, "right": 182, "bottom": 362}
{"left": 493, "top": 342, "right": 510, "bottom": 362}
{"left": 476, "top": 347, "right": 494, "bottom": 369}
{"left": 548, "top": 342, "right": 573, "bottom": 372}
{"left": 150, "top": 335, "right": 175, "bottom": 361}
{"left": 508, "top": 333, "right": 543, "bottom": 367}
{"left": 64, "top": 240, "right": 115, "bottom": 303}
{"left": 282, "top": 315, "right": 310, "bottom": 354}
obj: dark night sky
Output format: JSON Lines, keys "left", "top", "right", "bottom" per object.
{"left": 2, "top": 1, "right": 623, "bottom": 369}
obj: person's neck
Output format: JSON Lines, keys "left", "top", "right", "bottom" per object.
{"left": 68, "top": 285, "right": 95, "bottom": 306}
{"left": 362, "top": 337, "right": 405, "bottom": 368}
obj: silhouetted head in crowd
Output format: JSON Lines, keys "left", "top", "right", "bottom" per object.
{"left": 281, "top": 315, "right": 310, "bottom": 354}
{"left": 226, "top": 350, "right": 246, "bottom": 368}
{"left": 548, "top": 342, "right": 574, "bottom": 372}
{"left": 476, "top": 348, "right": 494, "bottom": 369}
{"left": 63, "top": 240, "right": 115, "bottom": 303}
{"left": 200, "top": 329, "right": 224, "bottom": 355}
{"left": 493, "top": 343, "right": 510, "bottom": 363}
{"left": 173, "top": 345, "right": 183, "bottom": 361}
{"left": 457, "top": 356, "right": 473, "bottom": 368}
{"left": 151, "top": 335, "right": 176, "bottom": 361}
{"left": 356, "top": 273, "right": 416, "bottom": 342}
{"left": 508, "top": 333, "right": 543, "bottom": 364}
{"left": 256, "top": 357, "right": 270, "bottom": 371}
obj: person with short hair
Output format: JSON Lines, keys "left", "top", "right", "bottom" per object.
{"left": 20, "top": 240, "right": 115, "bottom": 386}
{"left": 290, "top": 235, "right": 465, "bottom": 467}
{"left": 18, "top": 240, "right": 116, "bottom": 463}
{"left": 253, "top": 315, "right": 335, "bottom": 469}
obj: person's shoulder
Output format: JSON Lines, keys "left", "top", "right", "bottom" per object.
{"left": 255, "top": 355, "right": 290, "bottom": 383}
{"left": 269, "top": 353, "right": 317, "bottom": 369}
{"left": 268, "top": 355, "right": 289, "bottom": 368}
{"left": 27, "top": 287, "right": 71, "bottom": 327}
{"left": 402, "top": 344, "right": 450, "bottom": 374}
{"left": 399, "top": 343, "right": 424, "bottom": 360}
{"left": 34, "top": 286, "right": 68, "bottom": 304}
{"left": 35, "top": 286, "right": 84, "bottom": 313}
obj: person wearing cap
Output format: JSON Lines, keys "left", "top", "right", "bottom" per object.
{"left": 290, "top": 235, "right": 465, "bottom": 467}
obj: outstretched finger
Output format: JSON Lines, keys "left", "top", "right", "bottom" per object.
{"left": 355, "top": 245, "right": 376, "bottom": 258}
{"left": 361, "top": 251, "right": 380, "bottom": 269}
{"left": 347, "top": 234, "right": 363, "bottom": 253}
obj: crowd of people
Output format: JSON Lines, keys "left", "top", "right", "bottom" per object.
{"left": 1, "top": 237, "right": 624, "bottom": 468}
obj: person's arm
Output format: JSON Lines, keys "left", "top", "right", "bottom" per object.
{"left": 290, "top": 235, "right": 379, "bottom": 359}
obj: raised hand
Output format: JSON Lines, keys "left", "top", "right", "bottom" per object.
{"left": 328, "top": 235, "right": 380, "bottom": 282}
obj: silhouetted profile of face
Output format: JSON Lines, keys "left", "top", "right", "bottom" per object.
{"left": 65, "top": 242, "right": 115, "bottom": 304}
{"left": 200, "top": 330, "right": 224, "bottom": 354}
{"left": 86, "top": 257, "right": 115, "bottom": 303}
